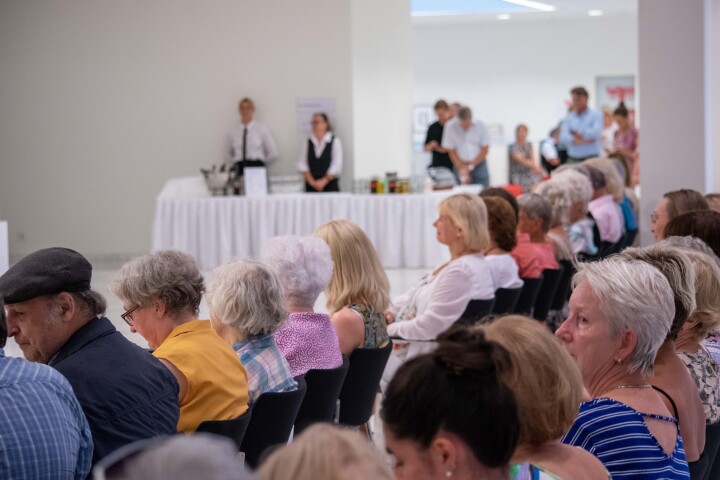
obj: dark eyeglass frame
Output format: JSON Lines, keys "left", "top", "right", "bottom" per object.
{"left": 121, "top": 306, "right": 138, "bottom": 326}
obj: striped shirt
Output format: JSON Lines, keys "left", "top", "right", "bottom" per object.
{"left": 562, "top": 397, "right": 690, "bottom": 479}
{"left": 0, "top": 349, "right": 93, "bottom": 479}
{"left": 234, "top": 333, "right": 297, "bottom": 404}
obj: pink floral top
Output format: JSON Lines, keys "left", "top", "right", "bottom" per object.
{"left": 275, "top": 312, "right": 343, "bottom": 377}
{"left": 613, "top": 127, "right": 639, "bottom": 174}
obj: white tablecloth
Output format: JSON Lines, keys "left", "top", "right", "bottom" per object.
{"left": 152, "top": 177, "right": 479, "bottom": 270}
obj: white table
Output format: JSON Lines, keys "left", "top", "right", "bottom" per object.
{"left": 152, "top": 177, "right": 480, "bottom": 270}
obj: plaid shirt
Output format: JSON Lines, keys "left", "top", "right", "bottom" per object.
{"left": 233, "top": 333, "right": 297, "bottom": 404}
{"left": 0, "top": 349, "right": 93, "bottom": 479}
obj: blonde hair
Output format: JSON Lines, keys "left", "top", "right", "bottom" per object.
{"left": 584, "top": 157, "right": 624, "bottom": 203}
{"left": 439, "top": 193, "right": 490, "bottom": 252}
{"left": 679, "top": 249, "right": 720, "bottom": 341}
{"left": 256, "top": 424, "right": 393, "bottom": 480}
{"left": 478, "top": 316, "right": 583, "bottom": 446}
{"left": 315, "top": 220, "right": 391, "bottom": 314}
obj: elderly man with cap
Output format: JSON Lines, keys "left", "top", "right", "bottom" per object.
{"left": 0, "top": 247, "right": 180, "bottom": 464}
{"left": 0, "top": 295, "right": 93, "bottom": 479}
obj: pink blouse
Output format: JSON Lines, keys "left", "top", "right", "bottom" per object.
{"left": 275, "top": 312, "right": 343, "bottom": 377}
{"left": 613, "top": 127, "right": 639, "bottom": 173}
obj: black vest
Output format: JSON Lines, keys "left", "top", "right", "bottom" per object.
{"left": 306, "top": 135, "right": 339, "bottom": 192}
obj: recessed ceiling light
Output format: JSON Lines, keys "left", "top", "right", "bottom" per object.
{"left": 502, "top": 0, "right": 556, "bottom": 12}
{"left": 588, "top": 10, "right": 604, "bottom": 16}
{"left": 497, "top": 14, "right": 511, "bottom": 20}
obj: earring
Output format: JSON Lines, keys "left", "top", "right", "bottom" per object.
{"left": 446, "top": 470, "right": 453, "bottom": 478}
{"left": 616, "top": 358, "right": 623, "bottom": 365}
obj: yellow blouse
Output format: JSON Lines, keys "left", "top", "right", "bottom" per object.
{"left": 153, "top": 319, "right": 248, "bottom": 432}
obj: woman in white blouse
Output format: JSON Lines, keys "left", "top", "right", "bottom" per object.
{"left": 385, "top": 193, "right": 495, "bottom": 341}
{"left": 297, "top": 113, "right": 343, "bottom": 193}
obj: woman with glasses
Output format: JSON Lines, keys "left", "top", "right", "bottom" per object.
{"left": 111, "top": 250, "right": 249, "bottom": 433}
{"left": 297, "top": 112, "right": 343, "bottom": 193}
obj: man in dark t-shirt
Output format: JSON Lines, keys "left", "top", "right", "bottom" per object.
{"left": 424, "top": 99, "right": 453, "bottom": 172}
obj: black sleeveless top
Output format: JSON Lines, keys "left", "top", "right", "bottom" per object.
{"left": 306, "top": 135, "right": 339, "bottom": 192}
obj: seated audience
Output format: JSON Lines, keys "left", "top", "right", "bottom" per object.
{"left": 651, "top": 189, "right": 709, "bottom": 242}
{"left": 256, "top": 424, "right": 392, "bottom": 480}
{"left": 586, "top": 156, "right": 636, "bottom": 240}
{"left": 511, "top": 193, "right": 558, "bottom": 278}
{"left": 262, "top": 235, "right": 343, "bottom": 376}
{"left": 206, "top": 259, "right": 297, "bottom": 404}
{"left": 386, "top": 193, "right": 494, "bottom": 340}
{"left": 659, "top": 240, "right": 720, "bottom": 425}
{"left": 556, "top": 257, "right": 690, "bottom": 478}
{"left": 0, "top": 248, "right": 179, "bottom": 462}
{"left": 553, "top": 168, "right": 598, "bottom": 255}
{"left": 112, "top": 250, "right": 248, "bottom": 433}
{"left": 480, "top": 186, "right": 519, "bottom": 220}
{"left": 315, "top": 219, "right": 390, "bottom": 355}
{"left": 617, "top": 245, "right": 706, "bottom": 464}
{"left": 534, "top": 178, "right": 574, "bottom": 261}
{"left": 705, "top": 193, "right": 720, "bottom": 213}
{"left": 480, "top": 196, "right": 523, "bottom": 289}
{"left": 509, "top": 123, "right": 543, "bottom": 193}
{"left": 381, "top": 327, "right": 531, "bottom": 480}
{"left": 480, "top": 316, "right": 608, "bottom": 479}
{"left": 664, "top": 209, "right": 720, "bottom": 258}
{"left": 0, "top": 296, "right": 93, "bottom": 479}
{"left": 582, "top": 163, "right": 623, "bottom": 244}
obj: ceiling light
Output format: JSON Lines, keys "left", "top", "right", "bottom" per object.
{"left": 502, "top": 0, "right": 556, "bottom": 12}
{"left": 497, "top": 14, "right": 511, "bottom": 20}
{"left": 588, "top": 10, "right": 604, "bottom": 16}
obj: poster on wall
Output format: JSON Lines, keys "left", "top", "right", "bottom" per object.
{"left": 595, "top": 75, "right": 636, "bottom": 124}
{"left": 296, "top": 98, "right": 336, "bottom": 134}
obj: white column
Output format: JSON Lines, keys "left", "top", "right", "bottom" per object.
{"left": 0, "top": 222, "right": 8, "bottom": 275}
{"left": 638, "top": 0, "right": 715, "bottom": 244}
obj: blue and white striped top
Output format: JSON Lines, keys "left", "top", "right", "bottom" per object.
{"left": 562, "top": 397, "right": 690, "bottom": 479}
{"left": 0, "top": 349, "right": 93, "bottom": 479}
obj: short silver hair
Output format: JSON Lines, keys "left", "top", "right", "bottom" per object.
{"left": 534, "top": 179, "right": 572, "bottom": 228}
{"left": 661, "top": 236, "right": 720, "bottom": 268}
{"left": 518, "top": 193, "right": 553, "bottom": 233}
{"left": 573, "top": 258, "right": 675, "bottom": 376}
{"left": 617, "top": 245, "right": 696, "bottom": 341}
{"left": 206, "top": 259, "right": 287, "bottom": 336}
{"left": 110, "top": 250, "right": 205, "bottom": 316}
{"left": 262, "top": 235, "right": 333, "bottom": 308}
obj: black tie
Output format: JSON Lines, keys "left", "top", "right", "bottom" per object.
{"left": 242, "top": 127, "right": 247, "bottom": 163}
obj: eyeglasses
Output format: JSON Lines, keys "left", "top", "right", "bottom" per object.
{"left": 650, "top": 212, "right": 658, "bottom": 223}
{"left": 121, "top": 306, "right": 138, "bottom": 326}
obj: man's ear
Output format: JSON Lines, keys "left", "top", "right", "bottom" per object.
{"left": 55, "top": 292, "right": 77, "bottom": 322}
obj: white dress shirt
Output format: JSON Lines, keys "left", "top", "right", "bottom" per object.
{"left": 485, "top": 254, "right": 523, "bottom": 289}
{"left": 541, "top": 138, "right": 559, "bottom": 162}
{"left": 441, "top": 120, "right": 490, "bottom": 163}
{"left": 296, "top": 132, "right": 343, "bottom": 176}
{"left": 226, "top": 120, "right": 278, "bottom": 164}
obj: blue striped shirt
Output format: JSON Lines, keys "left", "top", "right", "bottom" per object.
{"left": 234, "top": 333, "right": 297, "bottom": 404}
{"left": 0, "top": 349, "right": 93, "bottom": 479}
{"left": 562, "top": 398, "right": 690, "bottom": 479}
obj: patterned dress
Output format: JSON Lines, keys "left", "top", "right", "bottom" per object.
{"left": 348, "top": 303, "right": 389, "bottom": 349}
{"left": 275, "top": 312, "right": 343, "bottom": 377}
{"left": 509, "top": 142, "right": 542, "bottom": 192}
{"left": 678, "top": 348, "right": 720, "bottom": 424}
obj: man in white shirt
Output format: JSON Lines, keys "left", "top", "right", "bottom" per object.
{"left": 226, "top": 98, "right": 278, "bottom": 175}
{"left": 441, "top": 106, "right": 490, "bottom": 187}
{"left": 539, "top": 127, "right": 562, "bottom": 173}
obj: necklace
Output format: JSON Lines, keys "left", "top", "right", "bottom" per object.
{"left": 599, "top": 384, "right": 652, "bottom": 397}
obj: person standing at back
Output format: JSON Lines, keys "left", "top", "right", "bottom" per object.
{"left": 297, "top": 113, "right": 343, "bottom": 193}
{"left": 559, "top": 87, "right": 602, "bottom": 163}
{"left": 442, "top": 106, "right": 491, "bottom": 187}
{"left": 424, "top": 100, "right": 454, "bottom": 174}
{"left": 226, "top": 97, "right": 278, "bottom": 176}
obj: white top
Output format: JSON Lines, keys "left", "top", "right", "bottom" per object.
{"left": 226, "top": 120, "right": 278, "bottom": 164}
{"left": 540, "top": 138, "right": 559, "bottom": 161}
{"left": 296, "top": 132, "right": 343, "bottom": 176}
{"left": 387, "top": 253, "right": 495, "bottom": 341}
{"left": 601, "top": 124, "right": 618, "bottom": 153}
{"left": 485, "top": 254, "right": 523, "bottom": 289}
{"left": 441, "top": 120, "right": 490, "bottom": 163}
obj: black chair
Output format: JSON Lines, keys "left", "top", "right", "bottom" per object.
{"left": 456, "top": 298, "right": 495, "bottom": 325}
{"left": 491, "top": 287, "right": 522, "bottom": 315}
{"left": 338, "top": 341, "right": 393, "bottom": 436}
{"left": 689, "top": 452, "right": 709, "bottom": 480}
{"left": 622, "top": 228, "right": 638, "bottom": 249}
{"left": 702, "top": 423, "right": 720, "bottom": 480}
{"left": 240, "top": 377, "right": 308, "bottom": 468}
{"left": 549, "top": 260, "right": 574, "bottom": 313}
{"left": 294, "top": 356, "right": 350, "bottom": 434}
{"left": 196, "top": 407, "right": 253, "bottom": 451}
{"left": 514, "top": 276, "right": 543, "bottom": 315}
{"left": 532, "top": 267, "right": 563, "bottom": 322}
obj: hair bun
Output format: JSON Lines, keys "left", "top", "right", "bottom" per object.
{"left": 434, "top": 326, "right": 512, "bottom": 381}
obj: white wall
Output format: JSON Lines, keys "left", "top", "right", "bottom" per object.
{"left": 412, "top": 14, "right": 638, "bottom": 184}
{"left": 0, "top": 0, "right": 355, "bottom": 258}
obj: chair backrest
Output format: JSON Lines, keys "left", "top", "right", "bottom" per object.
{"left": 456, "top": 298, "right": 495, "bottom": 325}
{"left": 549, "top": 260, "right": 575, "bottom": 312}
{"left": 338, "top": 341, "right": 393, "bottom": 426}
{"left": 491, "top": 287, "right": 522, "bottom": 315}
{"left": 294, "top": 356, "right": 350, "bottom": 434}
{"left": 196, "top": 407, "right": 253, "bottom": 451}
{"left": 514, "top": 276, "right": 543, "bottom": 315}
{"left": 702, "top": 423, "right": 720, "bottom": 480}
{"left": 240, "top": 377, "right": 307, "bottom": 469}
{"left": 532, "top": 267, "right": 563, "bottom": 321}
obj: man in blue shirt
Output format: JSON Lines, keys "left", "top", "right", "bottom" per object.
{"left": 559, "top": 86, "right": 603, "bottom": 162}
{"left": 0, "top": 296, "right": 94, "bottom": 479}
{"left": 0, "top": 248, "right": 180, "bottom": 464}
